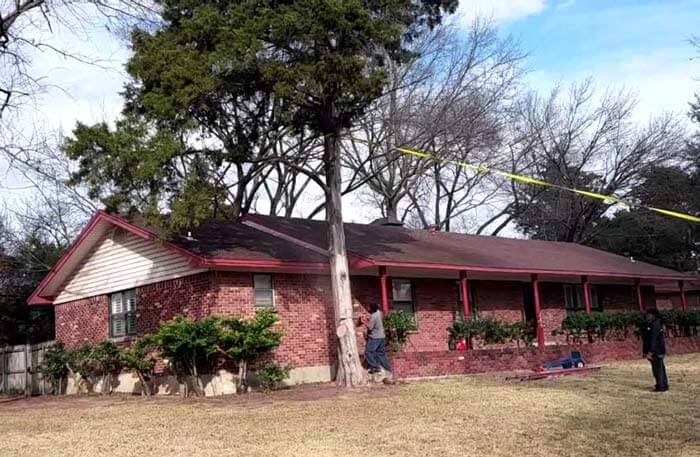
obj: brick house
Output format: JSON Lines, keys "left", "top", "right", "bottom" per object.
{"left": 28, "top": 211, "right": 697, "bottom": 391}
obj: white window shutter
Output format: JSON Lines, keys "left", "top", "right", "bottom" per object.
{"left": 111, "top": 293, "right": 123, "bottom": 314}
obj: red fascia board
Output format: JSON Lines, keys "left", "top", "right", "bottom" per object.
{"left": 97, "top": 211, "right": 206, "bottom": 265}
{"left": 27, "top": 212, "right": 105, "bottom": 305}
{"left": 373, "top": 260, "right": 692, "bottom": 281}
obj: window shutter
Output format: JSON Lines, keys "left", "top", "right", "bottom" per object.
{"left": 253, "top": 274, "right": 274, "bottom": 307}
{"left": 112, "top": 317, "right": 125, "bottom": 337}
{"left": 111, "top": 293, "right": 123, "bottom": 314}
{"left": 124, "top": 290, "right": 137, "bottom": 311}
{"left": 126, "top": 312, "right": 137, "bottom": 335}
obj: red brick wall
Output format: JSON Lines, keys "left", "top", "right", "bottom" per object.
{"left": 267, "top": 273, "right": 336, "bottom": 368}
{"left": 55, "top": 272, "right": 339, "bottom": 368}
{"left": 55, "top": 295, "right": 109, "bottom": 348}
{"left": 137, "top": 273, "right": 214, "bottom": 334}
{"left": 657, "top": 292, "right": 700, "bottom": 310}
{"left": 392, "top": 346, "right": 571, "bottom": 378}
{"left": 540, "top": 282, "right": 568, "bottom": 344}
{"left": 392, "top": 336, "right": 700, "bottom": 378}
{"left": 474, "top": 280, "right": 524, "bottom": 323}
{"left": 600, "top": 284, "right": 638, "bottom": 311}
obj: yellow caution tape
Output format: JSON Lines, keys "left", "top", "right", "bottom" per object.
{"left": 352, "top": 137, "right": 700, "bottom": 224}
{"left": 648, "top": 207, "right": 700, "bottom": 223}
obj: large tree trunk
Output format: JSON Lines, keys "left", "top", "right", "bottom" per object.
{"left": 324, "top": 132, "right": 366, "bottom": 388}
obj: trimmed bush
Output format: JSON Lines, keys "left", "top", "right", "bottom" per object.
{"left": 256, "top": 363, "right": 291, "bottom": 391}
{"left": 68, "top": 341, "right": 123, "bottom": 395}
{"left": 218, "top": 310, "right": 284, "bottom": 392}
{"left": 121, "top": 336, "right": 158, "bottom": 396}
{"left": 40, "top": 343, "right": 70, "bottom": 395}
{"left": 152, "top": 316, "right": 221, "bottom": 396}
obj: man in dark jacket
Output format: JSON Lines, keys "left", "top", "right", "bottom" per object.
{"left": 643, "top": 308, "right": 668, "bottom": 392}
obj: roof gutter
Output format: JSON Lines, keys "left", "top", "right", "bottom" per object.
{"left": 373, "top": 260, "right": 693, "bottom": 281}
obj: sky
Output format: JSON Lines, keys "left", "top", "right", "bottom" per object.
{"left": 2, "top": 0, "right": 700, "bottom": 224}
{"left": 458, "top": 0, "right": 700, "bottom": 123}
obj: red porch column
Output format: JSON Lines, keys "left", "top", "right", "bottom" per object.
{"left": 679, "top": 280, "right": 687, "bottom": 312}
{"left": 459, "top": 270, "right": 470, "bottom": 320}
{"left": 531, "top": 274, "right": 545, "bottom": 350}
{"left": 379, "top": 266, "right": 390, "bottom": 315}
{"left": 582, "top": 275, "right": 592, "bottom": 314}
{"left": 635, "top": 278, "right": 644, "bottom": 311}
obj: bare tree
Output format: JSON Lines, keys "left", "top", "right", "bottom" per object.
{"left": 506, "top": 79, "right": 686, "bottom": 243}
{"left": 343, "top": 18, "right": 526, "bottom": 230}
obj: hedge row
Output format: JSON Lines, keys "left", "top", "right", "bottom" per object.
{"left": 558, "top": 309, "right": 700, "bottom": 343}
{"left": 447, "top": 310, "right": 700, "bottom": 348}
{"left": 41, "top": 311, "right": 289, "bottom": 396}
{"left": 448, "top": 318, "right": 536, "bottom": 348}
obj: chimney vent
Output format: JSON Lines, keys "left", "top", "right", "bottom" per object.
{"left": 370, "top": 216, "right": 403, "bottom": 227}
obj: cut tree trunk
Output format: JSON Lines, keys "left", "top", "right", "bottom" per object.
{"left": 324, "top": 132, "right": 367, "bottom": 388}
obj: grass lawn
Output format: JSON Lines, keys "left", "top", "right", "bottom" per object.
{"left": 1, "top": 354, "right": 699, "bottom": 457}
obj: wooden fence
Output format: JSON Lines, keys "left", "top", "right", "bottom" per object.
{"left": 0, "top": 341, "right": 55, "bottom": 396}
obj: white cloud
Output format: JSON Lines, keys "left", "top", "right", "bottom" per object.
{"left": 525, "top": 48, "right": 700, "bottom": 124}
{"left": 457, "top": 0, "right": 547, "bottom": 25}
{"left": 556, "top": 0, "right": 576, "bottom": 10}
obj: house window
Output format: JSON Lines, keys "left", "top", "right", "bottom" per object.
{"left": 254, "top": 274, "right": 274, "bottom": 308}
{"left": 456, "top": 281, "right": 478, "bottom": 320}
{"left": 391, "top": 278, "right": 415, "bottom": 315}
{"left": 564, "top": 284, "right": 601, "bottom": 312}
{"left": 110, "top": 289, "right": 137, "bottom": 338}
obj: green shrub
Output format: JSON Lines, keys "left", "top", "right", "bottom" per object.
{"left": 448, "top": 319, "right": 481, "bottom": 348}
{"left": 152, "top": 316, "right": 221, "bottom": 396}
{"left": 68, "top": 342, "right": 123, "bottom": 395}
{"left": 448, "top": 318, "right": 535, "bottom": 348}
{"left": 509, "top": 321, "right": 536, "bottom": 347}
{"left": 384, "top": 311, "right": 418, "bottom": 352}
{"left": 256, "top": 363, "right": 291, "bottom": 391}
{"left": 218, "top": 310, "right": 284, "bottom": 391}
{"left": 558, "top": 311, "right": 700, "bottom": 343}
{"left": 660, "top": 309, "right": 700, "bottom": 337}
{"left": 121, "top": 336, "right": 158, "bottom": 396}
{"left": 40, "top": 343, "right": 70, "bottom": 395}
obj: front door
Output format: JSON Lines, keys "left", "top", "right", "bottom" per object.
{"left": 522, "top": 283, "right": 536, "bottom": 324}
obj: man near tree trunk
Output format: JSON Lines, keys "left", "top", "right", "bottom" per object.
{"left": 643, "top": 308, "right": 668, "bottom": 392}
{"left": 365, "top": 303, "right": 394, "bottom": 384}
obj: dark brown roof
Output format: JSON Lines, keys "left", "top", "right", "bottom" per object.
{"left": 244, "top": 214, "right": 688, "bottom": 279}
{"left": 131, "top": 216, "right": 327, "bottom": 264}
{"left": 175, "top": 219, "right": 327, "bottom": 263}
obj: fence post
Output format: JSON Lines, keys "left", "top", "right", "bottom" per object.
{"left": 0, "top": 346, "right": 5, "bottom": 394}
{"left": 24, "top": 343, "right": 31, "bottom": 397}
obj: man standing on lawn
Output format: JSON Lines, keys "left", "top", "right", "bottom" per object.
{"left": 643, "top": 308, "right": 668, "bottom": 392}
{"left": 365, "top": 303, "right": 394, "bottom": 384}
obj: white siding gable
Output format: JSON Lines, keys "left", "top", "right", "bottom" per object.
{"left": 54, "top": 229, "right": 206, "bottom": 303}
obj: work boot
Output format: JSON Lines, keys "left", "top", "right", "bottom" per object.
{"left": 382, "top": 372, "right": 396, "bottom": 385}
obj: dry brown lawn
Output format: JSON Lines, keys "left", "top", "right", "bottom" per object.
{"left": 1, "top": 354, "right": 699, "bottom": 457}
